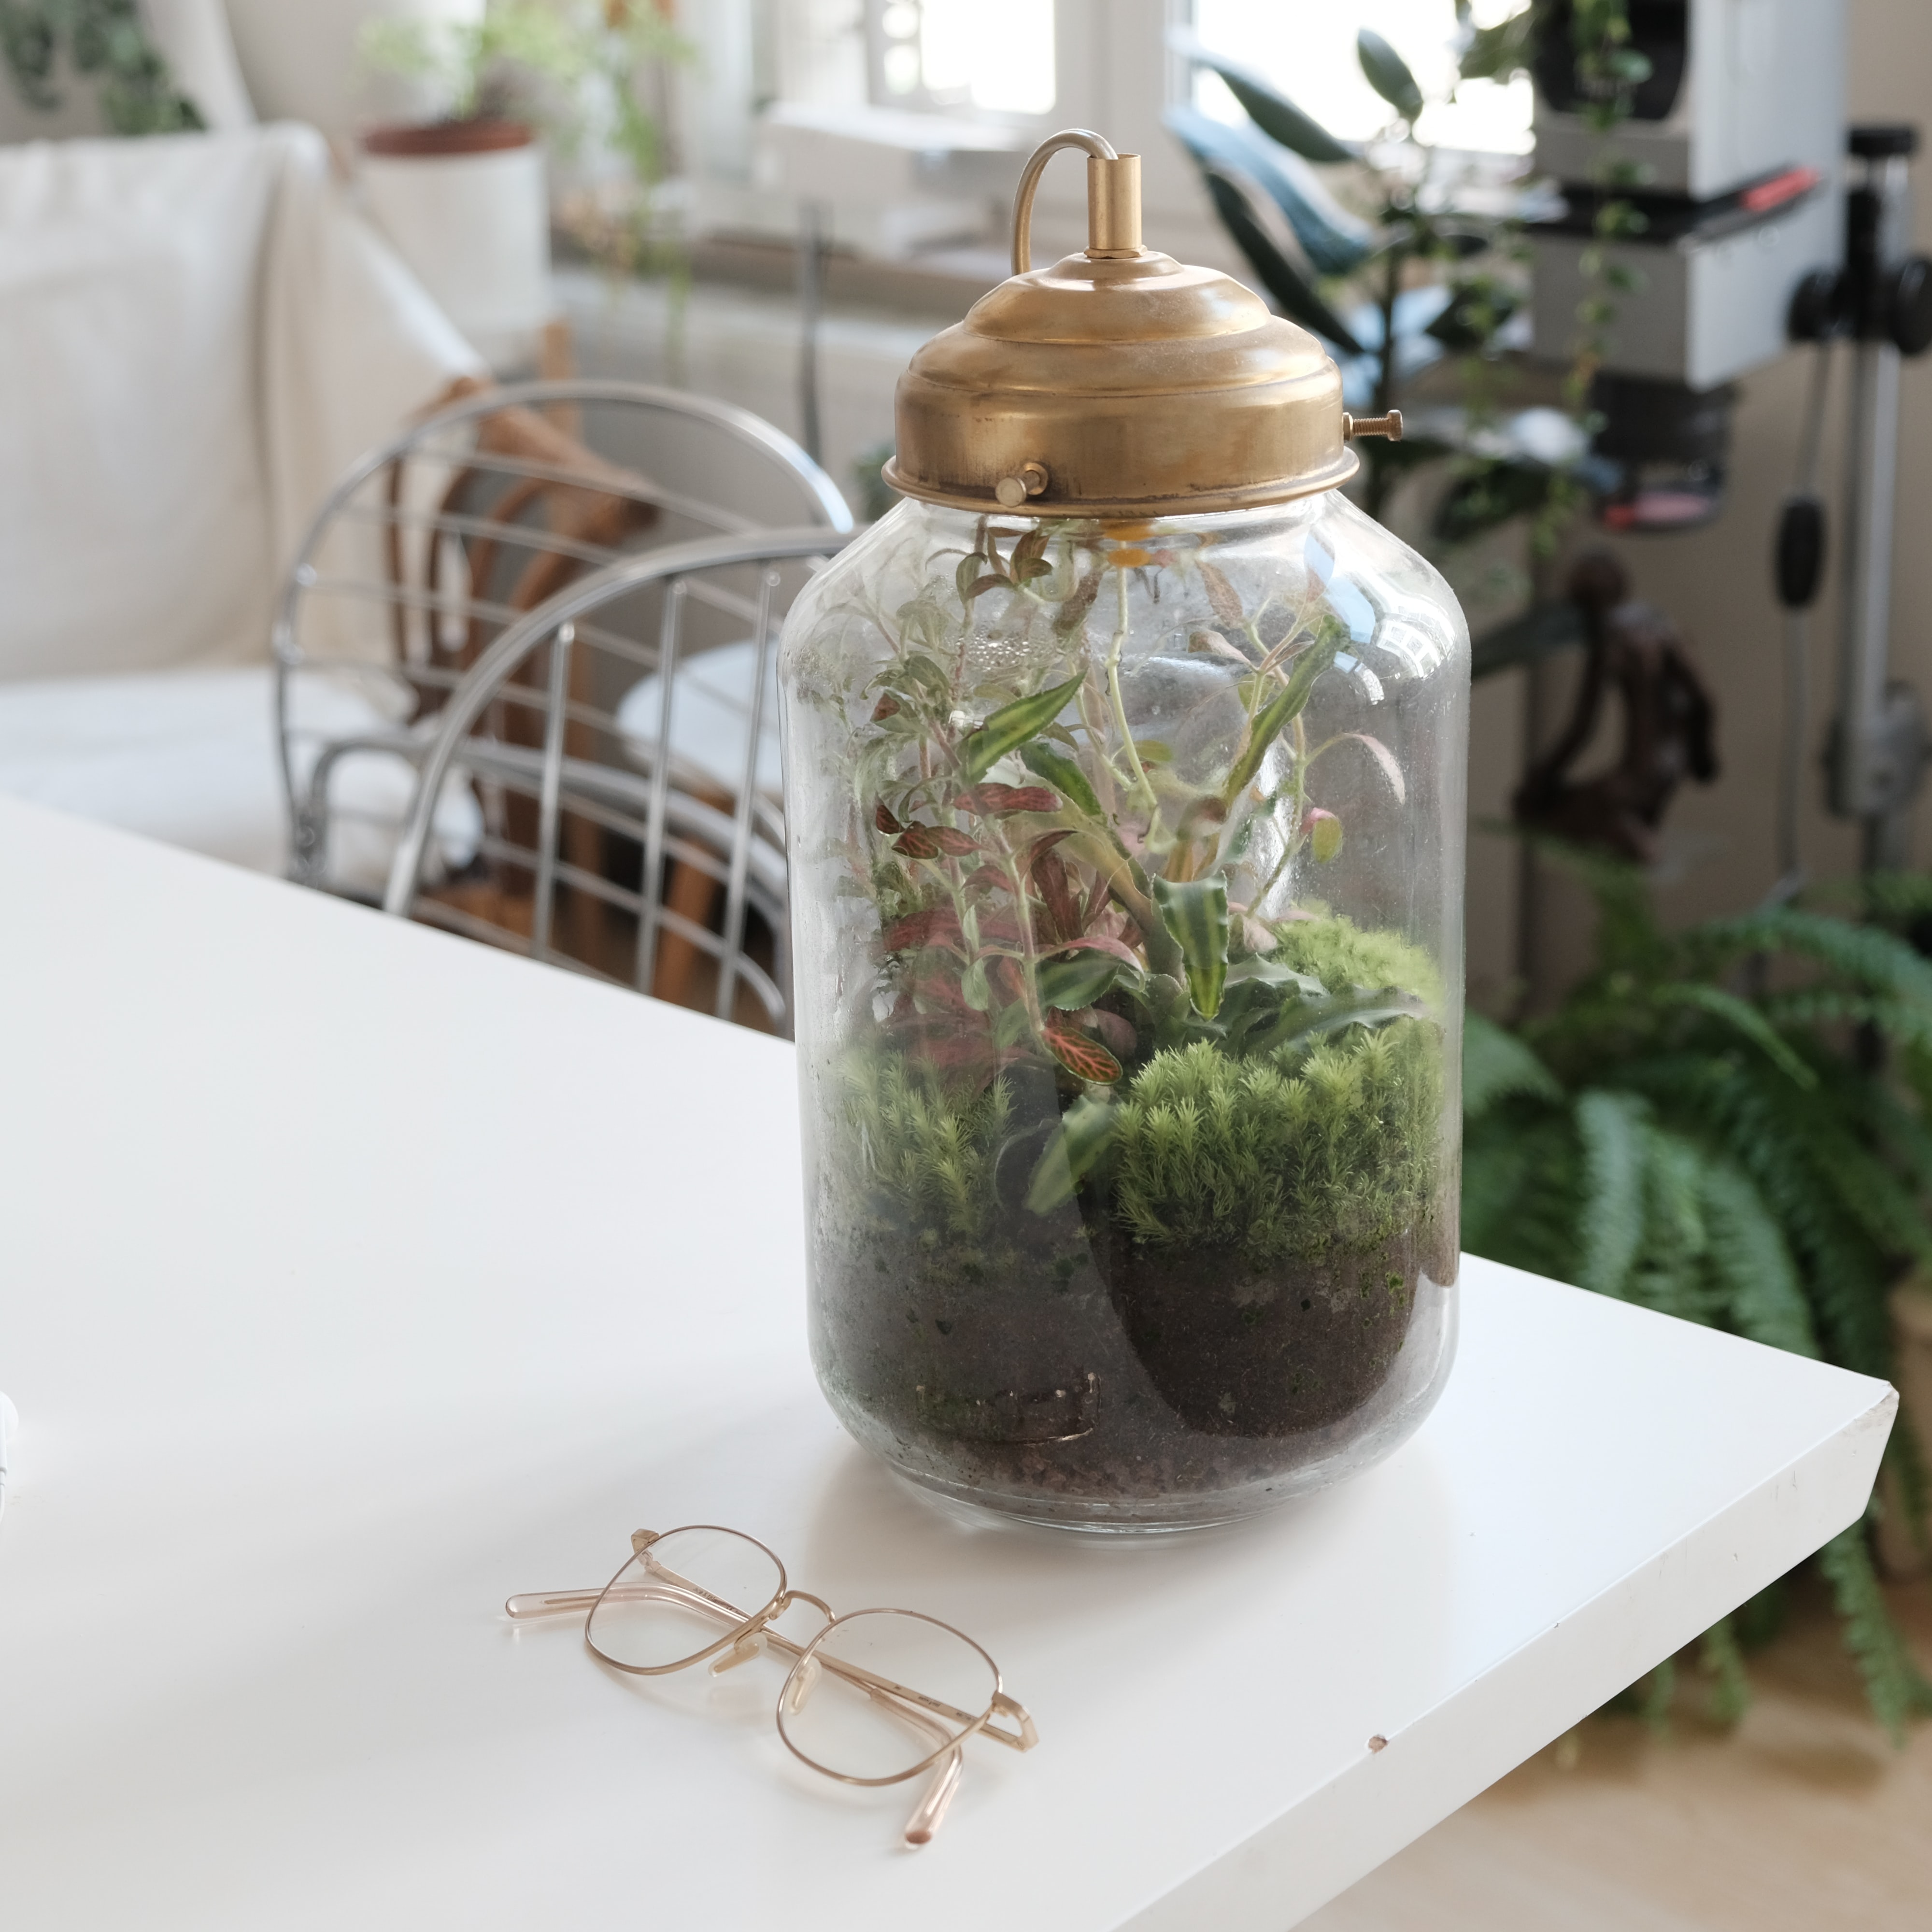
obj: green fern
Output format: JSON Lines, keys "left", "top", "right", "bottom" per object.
{"left": 1465, "top": 858, "right": 1932, "bottom": 1735}
{"left": 1817, "top": 1524, "right": 1932, "bottom": 1744}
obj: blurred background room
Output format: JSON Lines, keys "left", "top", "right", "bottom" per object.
{"left": 3, "top": 4, "right": 1931, "bottom": 1925}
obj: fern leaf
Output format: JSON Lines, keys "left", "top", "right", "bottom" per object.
{"left": 1696, "top": 1157, "right": 1820, "bottom": 1357}
{"left": 1575, "top": 1089, "right": 1648, "bottom": 1299}
{"left": 1817, "top": 1524, "right": 1932, "bottom": 1742}
{"left": 1653, "top": 983, "right": 1816, "bottom": 1086}
{"left": 1707, "top": 909, "right": 1932, "bottom": 1009}
{"left": 1698, "top": 1615, "right": 1752, "bottom": 1726}
{"left": 1639, "top": 1654, "right": 1677, "bottom": 1736}
{"left": 1463, "top": 1012, "right": 1561, "bottom": 1117}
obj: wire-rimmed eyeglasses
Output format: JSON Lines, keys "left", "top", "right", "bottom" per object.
{"left": 508, "top": 1525, "right": 1037, "bottom": 1846}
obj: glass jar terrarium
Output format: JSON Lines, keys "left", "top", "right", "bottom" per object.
{"left": 781, "top": 133, "right": 1468, "bottom": 1531}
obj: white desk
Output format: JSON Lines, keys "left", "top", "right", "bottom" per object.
{"left": 0, "top": 798, "right": 1895, "bottom": 1931}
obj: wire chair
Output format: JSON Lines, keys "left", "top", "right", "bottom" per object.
{"left": 383, "top": 527, "right": 857, "bottom": 1035}
{"left": 272, "top": 379, "right": 852, "bottom": 899}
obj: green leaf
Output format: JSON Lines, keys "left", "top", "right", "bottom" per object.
{"left": 1248, "top": 990, "right": 1423, "bottom": 1061}
{"left": 1037, "top": 952, "right": 1122, "bottom": 1011}
{"left": 1358, "top": 28, "right": 1424, "bottom": 120}
{"left": 1199, "top": 170, "right": 1366, "bottom": 355}
{"left": 1223, "top": 956, "right": 1325, "bottom": 996}
{"left": 1654, "top": 984, "right": 1817, "bottom": 1088}
{"left": 1183, "top": 50, "right": 1355, "bottom": 163}
{"left": 1151, "top": 875, "right": 1230, "bottom": 1019}
{"left": 1225, "top": 632, "right": 1341, "bottom": 800}
{"left": 1463, "top": 1014, "right": 1561, "bottom": 1117}
{"left": 875, "top": 652, "right": 953, "bottom": 708}
{"left": 1458, "top": 13, "right": 1534, "bottom": 85}
{"left": 1697, "top": 1616, "right": 1752, "bottom": 1728}
{"left": 993, "top": 998, "right": 1034, "bottom": 1049}
{"left": 1697, "top": 1158, "right": 1819, "bottom": 1358}
{"left": 1817, "top": 1525, "right": 1932, "bottom": 1742}
{"left": 960, "top": 672, "right": 1085, "bottom": 783}
{"left": 1164, "top": 105, "right": 1371, "bottom": 275}
{"left": 960, "top": 956, "right": 991, "bottom": 1011}
{"left": 1576, "top": 1088, "right": 1648, "bottom": 1299}
{"left": 1308, "top": 808, "right": 1343, "bottom": 862}
{"left": 1019, "top": 741, "right": 1103, "bottom": 820}
{"left": 1024, "top": 1094, "right": 1119, "bottom": 1215}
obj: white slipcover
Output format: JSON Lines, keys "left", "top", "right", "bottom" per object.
{"left": 0, "top": 123, "right": 484, "bottom": 874}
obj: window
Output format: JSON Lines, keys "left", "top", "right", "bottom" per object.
{"left": 1191, "top": 0, "right": 1533, "bottom": 156}
{"left": 866, "top": 0, "right": 1057, "bottom": 119}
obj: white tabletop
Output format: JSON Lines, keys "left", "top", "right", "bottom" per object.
{"left": 0, "top": 797, "right": 1896, "bottom": 1932}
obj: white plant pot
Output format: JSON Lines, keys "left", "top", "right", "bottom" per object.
{"left": 360, "top": 127, "right": 553, "bottom": 371}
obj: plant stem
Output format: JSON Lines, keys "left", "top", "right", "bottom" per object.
{"left": 1107, "top": 568, "right": 1159, "bottom": 820}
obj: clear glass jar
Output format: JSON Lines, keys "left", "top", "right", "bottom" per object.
{"left": 781, "top": 486, "right": 1468, "bottom": 1531}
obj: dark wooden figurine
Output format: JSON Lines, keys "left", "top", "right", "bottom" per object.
{"left": 1513, "top": 552, "right": 1719, "bottom": 863}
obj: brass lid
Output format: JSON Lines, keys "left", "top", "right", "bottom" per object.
{"left": 884, "top": 130, "right": 1395, "bottom": 521}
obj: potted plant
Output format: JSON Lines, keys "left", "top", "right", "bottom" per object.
{"left": 355, "top": 0, "right": 686, "bottom": 364}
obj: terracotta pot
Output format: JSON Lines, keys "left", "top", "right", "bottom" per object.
{"left": 362, "top": 118, "right": 534, "bottom": 157}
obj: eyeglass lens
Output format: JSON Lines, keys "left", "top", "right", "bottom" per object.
{"left": 586, "top": 1526, "right": 784, "bottom": 1671}
{"left": 779, "top": 1608, "right": 998, "bottom": 1781}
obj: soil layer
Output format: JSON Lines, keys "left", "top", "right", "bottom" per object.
{"left": 809, "top": 1196, "right": 1456, "bottom": 1508}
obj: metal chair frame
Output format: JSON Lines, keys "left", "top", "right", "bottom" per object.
{"left": 271, "top": 379, "right": 852, "bottom": 894}
{"left": 383, "top": 527, "right": 858, "bottom": 1032}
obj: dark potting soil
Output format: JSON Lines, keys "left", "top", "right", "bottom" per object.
{"left": 808, "top": 1194, "right": 1456, "bottom": 1505}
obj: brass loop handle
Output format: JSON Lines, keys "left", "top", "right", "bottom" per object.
{"left": 1010, "top": 127, "right": 1122, "bottom": 275}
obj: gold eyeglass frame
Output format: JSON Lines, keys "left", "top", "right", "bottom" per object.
{"left": 507, "top": 1525, "right": 1038, "bottom": 1846}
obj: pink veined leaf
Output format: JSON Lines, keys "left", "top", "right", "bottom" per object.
{"left": 895, "top": 824, "right": 979, "bottom": 859}
{"left": 963, "top": 863, "right": 1009, "bottom": 894}
{"left": 1032, "top": 847, "right": 1082, "bottom": 943}
{"left": 1041, "top": 1014, "right": 1123, "bottom": 1084}
{"left": 953, "top": 783, "right": 1061, "bottom": 817}
{"left": 871, "top": 693, "right": 901, "bottom": 721}
{"left": 1019, "top": 828, "right": 1075, "bottom": 868}
{"left": 874, "top": 800, "right": 905, "bottom": 835}
{"left": 1339, "top": 732, "right": 1406, "bottom": 803}
{"left": 881, "top": 905, "right": 963, "bottom": 953}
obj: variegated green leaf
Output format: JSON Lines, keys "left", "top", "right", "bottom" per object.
{"left": 1151, "top": 875, "right": 1230, "bottom": 1018}
{"left": 1019, "top": 741, "right": 1104, "bottom": 820}
{"left": 1024, "top": 1094, "right": 1119, "bottom": 1214}
{"left": 961, "top": 672, "right": 1085, "bottom": 783}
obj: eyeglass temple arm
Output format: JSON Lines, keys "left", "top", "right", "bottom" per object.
{"left": 504, "top": 1580, "right": 1037, "bottom": 1754}
{"left": 889, "top": 1702, "right": 965, "bottom": 1848}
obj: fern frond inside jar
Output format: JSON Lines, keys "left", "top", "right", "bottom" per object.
{"left": 780, "top": 132, "right": 1469, "bottom": 1530}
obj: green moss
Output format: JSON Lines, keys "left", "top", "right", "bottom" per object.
{"left": 1262, "top": 914, "right": 1443, "bottom": 1008}
{"left": 840, "top": 1050, "right": 1012, "bottom": 1244}
{"left": 1109, "top": 1022, "right": 1443, "bottom": 1267}
{"left": 838, "top": 912, "right": 1448, "bottom": 1273}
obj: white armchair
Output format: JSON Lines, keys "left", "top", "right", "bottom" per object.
{"left": 0, "top": 121, "right": 483, "bottom": 872}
